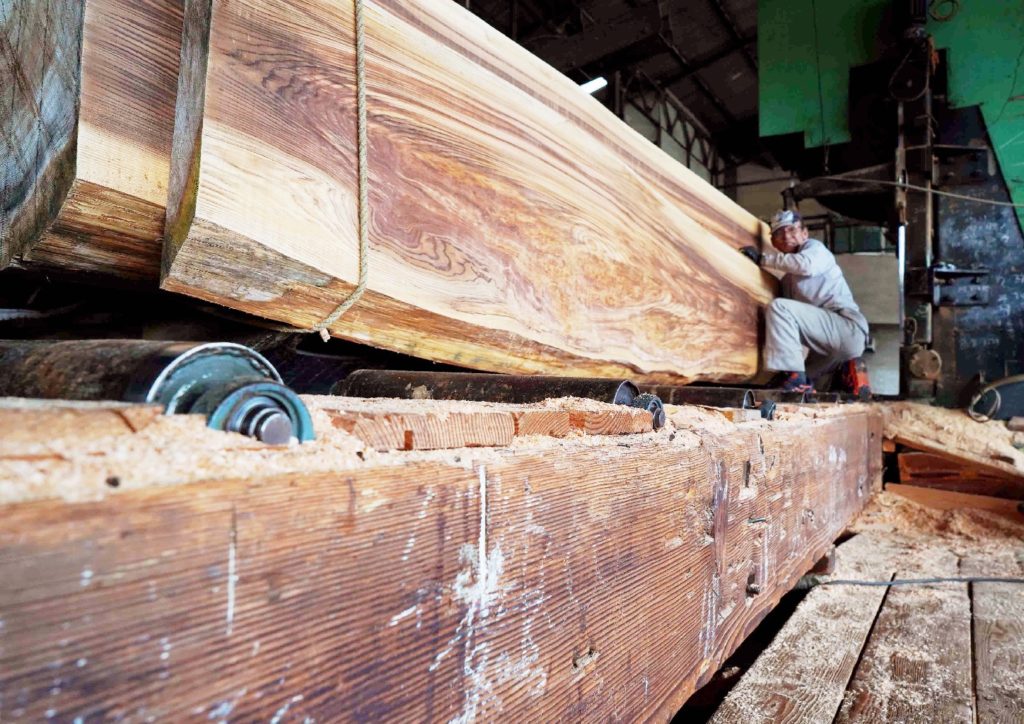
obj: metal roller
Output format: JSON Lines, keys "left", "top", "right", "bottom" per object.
{"left": 0, "top": 340, "right": 315, "bottom": 444}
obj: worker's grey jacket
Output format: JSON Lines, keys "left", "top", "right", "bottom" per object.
{"left": 760, "top": 238, "right": 869, "bottom": 336}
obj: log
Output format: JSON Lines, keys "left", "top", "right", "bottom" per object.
{"left": 0, "top": 0, "right": 83, "bottom": 267}
{"left": 897, "top": 451, "right": 1024, "bottom": 500}
{"left": 0, "top": 401, "right": 880, "bottom": 719}
{"left": 161, "top": 0, "right": 775, "bottom": 384}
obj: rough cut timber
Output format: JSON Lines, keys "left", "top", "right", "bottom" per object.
{"left": 2, "top": 0, "right": 184, "bottom": 279}
{"left": 898, "top": 451, "right": 1024, "bottom": 500}
{"left": 881, "top": 402, "right": 1024, "bottom": 482}
{"left": 0, "top": 0, "right": 83, "bottom": 268}
{"left": 162, "top": 0, "right": 775, "bottom": 384}
{"left": 0, "top": 402, "right": 879, "bottom": 720}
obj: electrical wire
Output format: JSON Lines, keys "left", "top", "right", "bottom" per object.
{"left": 311, "top": 0, "right": 370, "bottom": 342}
{"left": 817, "top": 576, "right": 1024, "bottom": 587}
{"left": 819, "top": 175, "right": 1024, "bottom": 209}
{"left": 809, "top": 0, "right": 830, "bottom": 172}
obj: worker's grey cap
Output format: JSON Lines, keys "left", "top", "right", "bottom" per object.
{"left": 770, "top": 209, "right": 802, "bottom": 234}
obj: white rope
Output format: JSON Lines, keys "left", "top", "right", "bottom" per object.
{"left": 312, "top": 0, "right": 369, "bottom": 342}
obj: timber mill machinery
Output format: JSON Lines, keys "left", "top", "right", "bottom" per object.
{"left": 758, "top": 0, "right": 1024, "bottom": 413}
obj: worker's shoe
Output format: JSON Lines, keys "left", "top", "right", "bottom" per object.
{"left": 779, "top": 371, "right": 815, "bottom": 393}
{"left": 841, "top": 357, "right": 872, "bottom": 400}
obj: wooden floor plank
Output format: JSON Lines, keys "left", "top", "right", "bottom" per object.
{"left": 0, "top": 406, "right": 879, "bottom": 720}
{"left": 834, "top": 547, "right": 974, "bottom": 723}
{"left": 710, "top": 533, "right": 901, "bottom": 724}
{"left": 962, "top": 549, "right": 1024, "bottom": 724}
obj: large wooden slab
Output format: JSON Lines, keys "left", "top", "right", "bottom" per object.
{"left": 3, "top": 0, "right": 183, "bottom": 279}
{"left": 0, "top": 0, "right": 82, "bottom": 267}
{"left": 0, "top": 403, "right": 879, "bottom": 720}
{"left": 161, "top": 0, "right": 775, "bottom": 383}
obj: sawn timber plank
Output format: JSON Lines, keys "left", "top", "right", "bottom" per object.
{"left": 0, "top": 407, "right": 879, "bottom": 720}
{"left": 161, "top": 0, "right": 776, "bottom": 384}
{"left": 897, "top": 451, "right": 1024, "bottom": 501}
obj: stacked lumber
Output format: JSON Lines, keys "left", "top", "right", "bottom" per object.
{"left": 1, "top": 0, "right": 775, "bottom": 383}
{"left": 880, "top": 402, "right": 1024, "bottom": 500}
{"left": 0, "top": 398, "right": 881, "bottom": 720}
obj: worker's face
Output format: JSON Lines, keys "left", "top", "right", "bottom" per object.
{"left": 771, "top": 222, "right": 808, "bottom": 254}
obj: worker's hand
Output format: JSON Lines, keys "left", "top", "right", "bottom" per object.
{"left": 740, "top": 245, "right": 761, "bottom": 265}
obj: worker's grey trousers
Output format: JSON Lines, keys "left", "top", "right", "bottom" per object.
{"left": 764, "top": 298, "right": 867, "bottom": 376}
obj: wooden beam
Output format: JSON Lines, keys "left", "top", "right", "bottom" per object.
{"left": 898, "top": 451, "right": 1024, "bottom": 500}
{"left": 710, "top": 534, "right": 900, "bottom": 724}
{"left": 161, "top": 0, "right": 775, "bottom": 384}
{"left": 0, "top": 402, "right": 879, "bottom": 719}
{"left": 0, "top": 0, "right": 83, "bottom": 267}
{"left": 5, "top": 0, "right": 183, "bottom": 280}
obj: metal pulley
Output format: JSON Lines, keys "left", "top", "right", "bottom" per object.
{"left": 0, "top": 340, "right": 315, "bottom": 444}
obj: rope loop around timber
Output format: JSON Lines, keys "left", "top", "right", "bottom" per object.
{"left": 311, "top": 0, "right": 369, "bottom": 342}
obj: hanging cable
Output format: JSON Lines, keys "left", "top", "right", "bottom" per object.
{"left": 814, "top": 576, "right": 1024, "bottom": 588}
{"left": 809, "top": 0, "right": 830, "bottom": 173}
{"left": 819, "top": 175, "right": 1024, "bottom": 209}
{"left": 311, "top": 0, "right": 370, "bottom": 343}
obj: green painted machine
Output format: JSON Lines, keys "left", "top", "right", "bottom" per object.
{"left": 758, "top": 0, "right": 1024, "bottom": 408}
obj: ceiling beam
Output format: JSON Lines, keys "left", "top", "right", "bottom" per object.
{"left": 705, "top": 0, "right": 758, "bottom": 72}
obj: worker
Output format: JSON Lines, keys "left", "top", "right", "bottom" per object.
{"left": 740, "top": 210, "right": 869, "bottom": 393}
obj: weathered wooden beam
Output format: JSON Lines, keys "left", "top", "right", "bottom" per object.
{"left": 161, "top": 0, "right": 775, "bottom": 384}
{"left": 0, "top": 401, "right": 879, "bottom": 720}
{"left": 3, "top": 0, "right": 183, "bottom": 280}
{"left": 0, "top": 0, "right": 83, "bottom": 267}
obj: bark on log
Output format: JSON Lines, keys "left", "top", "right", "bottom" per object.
{"left": 0, "top": 400, "right": 879, "bottom": 720}
{"left": 161, "top": 0, "right": 776, "bottom": 384}
{"left": 0, "top": 0, "right": 83, "bottom": 267}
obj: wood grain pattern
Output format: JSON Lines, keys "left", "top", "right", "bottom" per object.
{"left": 0, "top": 0, "right": 82, "bottom": 267}
{"left": 962, "top": 550, "right": 1024, "bottom": 724}
{"left": 315, "top": 396, "right": 650, "bottom": 450}
{"left": 898, "top": 451, "right": 1024, "bottom": 500}
{"left": 835, "top": 547, "right": 974, "bottom": 723}
{"left": 0, "top": 406, "right": 879, "bottom": 720}
{"left": 13, "top": 0, "right": 183, "bottom": 280}
{"left": 710, "top": 534, "right": 901, "bottom": 724}
{"left": 162, "top": 0, "right": 776, "bottom": 383}
{"left": 886, "top": 484, "right": 1024, "bottom": 525}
